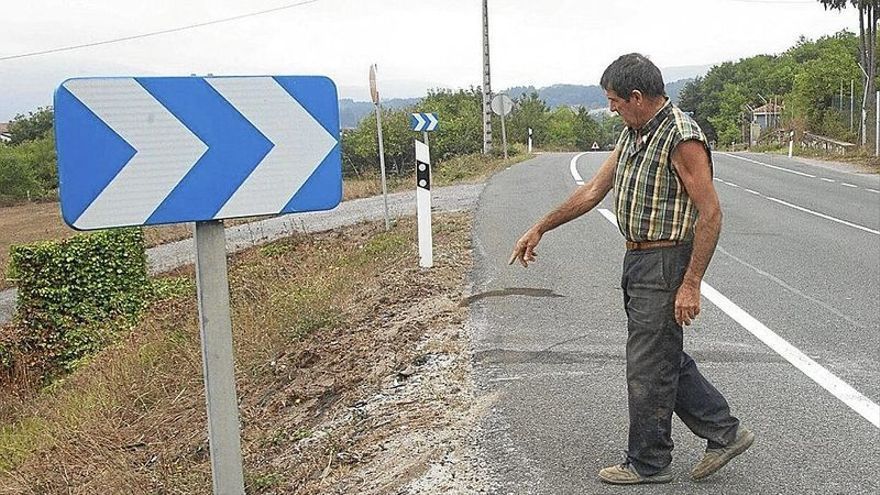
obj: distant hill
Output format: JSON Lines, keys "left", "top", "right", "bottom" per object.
{"left": 506, "top": 84, "right": 607, "bottom": 109}
{"left": 339, "top": 97, "right": 421, "bottom": 128}
{"left": 339, "top": 79, "right": 694, "bottom": 128}
{"left": 508, "top": 79, "right": 692, "bottom": 110}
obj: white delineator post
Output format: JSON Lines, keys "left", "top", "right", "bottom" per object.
{"left": 415, "top": 139, "right": 433, "bottom": 268}
{"left": 528, "top": 127, "right": 533, "bottom": 153}
{"left": 788, "top": 131, "right": 794, "bottom": 158}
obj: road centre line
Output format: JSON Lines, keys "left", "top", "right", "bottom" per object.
{"left": 574, "top": 153, "right": 877, "bottom": 235}
{"left": 718, "top": 152, "right": 817, "bottom": 178}
{"left": 570, "top": 152, "right": 587, "bottom": 185}
{"left": 596, "top": 208, "right": 880, "bottom": 428}
{"left": 714, "top": 180, "right": 879, "bottom": 236}
{"left": 715, "top": 245, "right": 869, "bottom": 331}
{"left": 763, "top": 196, "right": 879, "bottom": 235}
{"left": 868, "top": 189, "right": 880, "bottom": 194}
{"left": 842, "top": 183, "right": 858, "bottom": 188}
{"left": 821, "top": 178, "right": 837, "bottom": 183}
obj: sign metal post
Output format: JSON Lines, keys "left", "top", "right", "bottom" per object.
{"left": 370, "top": 64, "right": 391, "bottom": 231}
{"left": 194, "top": 220, "right": 244, "bottom": 494}
{"left": 491, "top": 94, "right": 513, "bottom": 159}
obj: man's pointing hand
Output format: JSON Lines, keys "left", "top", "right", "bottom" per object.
{"left": 509, "top": 228, "right": 543, "bottom": 267}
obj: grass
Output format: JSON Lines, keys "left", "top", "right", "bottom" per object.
{"left": 0, "top": 213, "right": 472, "bottom": 493}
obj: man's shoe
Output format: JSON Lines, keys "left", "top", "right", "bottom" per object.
{"left": 691, "top": 427, "right": 755, "bottom": 480}
{"left": 598, "top": 463, "right": 674, "bottom": 485}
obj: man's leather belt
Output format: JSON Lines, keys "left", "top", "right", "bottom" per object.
{"left": 625, "top": 239, "right": 684, "bottom": 251}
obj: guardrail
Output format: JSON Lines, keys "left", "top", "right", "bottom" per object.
{"left": 801, "top": 132, "right": 856, "bottom": 155}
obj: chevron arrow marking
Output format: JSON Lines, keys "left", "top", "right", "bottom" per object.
{"left": 208, "top": 77, "right": 338, "bottom": 218}
{"left": 64, "top": 78, "right": 208, "bottom": 230}
{"left": 425, "top": 113, "right": 438, "bottom": 131}
{"left": 412, "top": 113, "right": 426, "bottom": 131}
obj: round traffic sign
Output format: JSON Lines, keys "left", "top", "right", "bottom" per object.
{"left": 369, "top": 64, "right": 379, "bottom": 105}
{"left": 491, "top": 94, "right": 514, "bottom": 116}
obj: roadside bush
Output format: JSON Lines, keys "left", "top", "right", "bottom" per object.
{"left": 2, "top": 228, "right": 148, "bottom": 380}
{"left": 0, "top": 134, "right": 57, "bottom": 204}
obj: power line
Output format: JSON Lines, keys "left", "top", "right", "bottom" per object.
{"left": 722, "top": 0, "right": 814, "bottom": 4}
{"left": 0, "top": 0, "right": 321, "bottom": 62}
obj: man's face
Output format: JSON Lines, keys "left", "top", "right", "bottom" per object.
{"left": 605, "top": 89, "right": 639, "bottom": 128}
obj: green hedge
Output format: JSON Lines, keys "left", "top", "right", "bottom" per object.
{"left": 3, "top": 228, "right": 148, "bottom": 377}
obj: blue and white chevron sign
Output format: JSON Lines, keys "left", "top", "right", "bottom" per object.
{"left": 410, "top": 112, "right": 439, "bottom": 132}
{"left": 54, "top": 76, "right": 342, "bottom": 230}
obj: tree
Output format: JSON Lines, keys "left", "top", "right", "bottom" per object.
{"left": 679, "top": 78, "right": 716, "bottom": 142}
{"left": 506, "top": 91, "right": 549, "bottom": 148}
{"left": 598, "top": 114, "right": 624, "bottom": 148}
{"left": 7, "top": 107, "right": 54, "bottom": 145}
{"left": 788, "top": 32, "right": 860, "bottom": 140}
{"left": 0, "top": 133, "right": 57, "bottom": 202}
{"left": 819, "top": 0, "right": 878, "bottom": 151}
{"left": 418, "top": 87, "right": 483, "bottom": 160}
{"left": 574, "top": 107, "right": 602, "bottom": 150}
{"left": 537, "top": 106, "right": 600, "bottom": 151}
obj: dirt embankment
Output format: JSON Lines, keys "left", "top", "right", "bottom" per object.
{"left": 1, "top": 214, "right": 493, "bottom": 494}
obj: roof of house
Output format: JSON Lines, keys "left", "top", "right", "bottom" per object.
{"left": 753, "top": 102, "right": 784, "bottom": 114}
{"left": 0, "top": 123, "right": 9, "bottom": 134}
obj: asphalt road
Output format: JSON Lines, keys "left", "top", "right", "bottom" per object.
{"left": 468, "top": 152, "right": 879, "bottom": 494}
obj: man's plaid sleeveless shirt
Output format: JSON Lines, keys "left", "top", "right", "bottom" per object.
{"left": 613, "top": 100, "right": 713, "bottom": 242}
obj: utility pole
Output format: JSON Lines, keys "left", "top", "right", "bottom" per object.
{"left": 481, "top": 0, "right": 493, "bottom": 154}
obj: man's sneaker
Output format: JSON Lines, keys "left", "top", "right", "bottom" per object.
{"left": 598, "top": 463, "right": 674, "bottom": 485}
{"left": 691, "top": 427, "right": 755, "bottom": 480}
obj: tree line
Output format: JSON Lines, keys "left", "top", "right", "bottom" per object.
{"left": 679, "top": 29, "right": 875, "bottom": 150}
{"left": 342, "top": 87, "right": 617, "bottom": 177}
{"left": 0, "top": 107, "right": 55, "bottom": 204}
{"left": 0, "top": 89, "right": 618, "bottom": 203}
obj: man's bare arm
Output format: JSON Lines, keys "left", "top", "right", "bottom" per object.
{"left": 671, "top": 140, "right": 722, "bottom": 325}
{"left": 508, "top": 149, "right": 618, "bottom": 267}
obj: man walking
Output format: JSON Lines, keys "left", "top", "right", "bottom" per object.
{"left": 509, "top": 53, "right": 753, "bottom": 484}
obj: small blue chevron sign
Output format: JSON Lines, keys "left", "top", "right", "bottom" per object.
{"left": 54, "top": 76, "right": 342, "bottom": 230}
{"left": 410, "top": 112, "right": 439, "bottom": 132}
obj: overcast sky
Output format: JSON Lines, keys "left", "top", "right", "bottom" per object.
{"left": 0, "top": 0, "right": 858, "bottom": 121}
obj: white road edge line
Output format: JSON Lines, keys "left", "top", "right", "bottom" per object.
{"left": 596, "top": 208, "right": 880, "bottom": 428}
{"left": 718, "top": 152, "right": 816, "bottom": 178}
{"left": 570, "top": 152, "right": 587, "bottom": 185}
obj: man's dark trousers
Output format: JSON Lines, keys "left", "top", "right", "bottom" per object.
{"left": 621, "top": 243, "right": 740, "bottom": 476}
